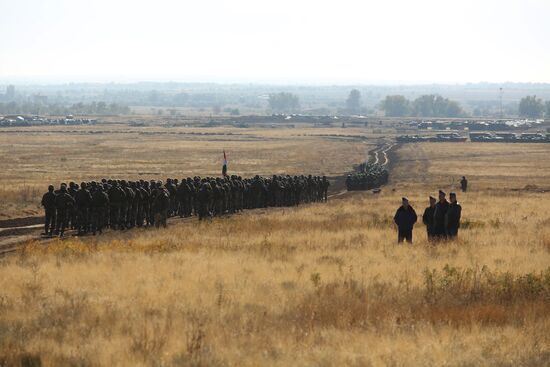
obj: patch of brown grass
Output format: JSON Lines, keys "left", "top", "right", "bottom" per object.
{"left": 0, "top": 124, "right": 370, "bottom": 218}
{"left": 1, "top": 185, "right": 549, "bottom": 365}
{"left": 1, "top": 136, "right": 550, "bottom": 365}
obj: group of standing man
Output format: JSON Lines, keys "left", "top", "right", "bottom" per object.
{"left": 40, "top": 180, "right": 172, "bottom": 237}
{"left": 393, "top": 176, "right": 467, "bottom": 243}
{"left": 41, "top": 174, "right": 330, "bottom": 238}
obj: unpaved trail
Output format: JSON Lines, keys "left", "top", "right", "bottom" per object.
{"left": 366, "top": 142, "right": 394, "bottom": 167}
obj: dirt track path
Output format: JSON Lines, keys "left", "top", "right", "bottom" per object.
{"left": 366, "top": 142, "right": 394, "bottom": 166}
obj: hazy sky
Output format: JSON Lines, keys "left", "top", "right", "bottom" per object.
{"left": 1, "top": 0, "right": 549, "bottom": 84}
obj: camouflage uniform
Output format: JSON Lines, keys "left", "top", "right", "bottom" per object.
{"left": 55, "top": 186, "right": 75, "bottom": 237}
{"left": 75, "top": 182, "right": 92, "bottom": 234}
{"left": 41, "top": 185, "right": 57, "bottom": 236}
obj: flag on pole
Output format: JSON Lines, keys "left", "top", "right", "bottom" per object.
{"left": 222, "top": 150, "right": 228, "bottom": 177}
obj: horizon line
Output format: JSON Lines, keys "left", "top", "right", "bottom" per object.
{"left": 1, "top": 78, "right": 550, "bottom": 87}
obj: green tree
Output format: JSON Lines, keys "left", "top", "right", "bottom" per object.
{"left": 412, "top": 94, "right": 463, "bottom": 117}
{"left": 381, "top": 95, "right": 410, "bottom": 117}
{"left": 268, "top": 92, "right": 300, "bottom": 113}
{"left": 518, "top": 96, "right": 544, "bottom": 118}
{"left": 445, "top": 100, "right": 463, "bottom": 117}
{"left": 346, "top": 89, "right": 361, "bottom": 114}
{"left": 412, "top": 95, "right": 436, "bottom": 116}
{"left": 96, "top": 101, "right": 107, "bottom": 114}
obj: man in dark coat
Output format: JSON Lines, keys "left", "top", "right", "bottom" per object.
{"left": 446, "top": 192, "right": 462, "bottom": 238}
{"left": 41, "top": 185, "right": 57, "bottom": 236}
{"left": 433, "top": 190, "right": 450, "bottom": 239}
{"left": 460, "top": 176, "right": 468, "bottom": 192}
{"left": 393, "top": 197, "right": 417, "bottom": 243}
{"left": 422, "top": 196, "right": 436, "bottom": 241}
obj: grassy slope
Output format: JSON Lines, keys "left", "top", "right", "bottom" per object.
{"left": 0, "top": 142, "right": 549, "bottom": 366}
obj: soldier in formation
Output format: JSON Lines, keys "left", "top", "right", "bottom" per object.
{"left": 345, "top": 163, "right": 389, "bottom": 191}
{"left": 54, "top": 184, "right": 75, "bottom": 238}
{"left": 40, "top": 174, "right": 329, "bottom": 237}
{"left": 40, "top": 185, "right": 56, "bottom": 236}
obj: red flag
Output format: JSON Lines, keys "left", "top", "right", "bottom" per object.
{"left": 222, "top": 150, "right": 228, "bottom": 177}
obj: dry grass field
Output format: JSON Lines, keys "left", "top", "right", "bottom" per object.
{"left": 0, "top": 124, "right": 373, "bottom": 219}
{"left": 393, "top": 142, "right": 550, "bottom": 189}
{"left": 0, "top": 135, "right": 549, "bottom": 366}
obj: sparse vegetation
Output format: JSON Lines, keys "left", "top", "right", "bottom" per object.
{"left": 1, "top": 127, "right": 550, "bottom": 365}
{"left": 0, "top": 124, "right": 370, "bottom": 219}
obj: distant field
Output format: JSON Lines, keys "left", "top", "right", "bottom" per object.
{"left": 393, "top": 142, "right": 550, "bottom": 190}
{"left": 0, "top": 124, "right": 376, "bottom": 219}
{"left": 0, "top": 140, "right": 548, "bottom": 366}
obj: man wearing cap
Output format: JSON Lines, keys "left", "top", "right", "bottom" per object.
{"left": 422, "top": 196, "right": 437, "bottom": 240}
{"left": 433, "top": 190, "right": 450, "bottom": 239}
{"left": 393, "top": 197, "right": 418, "bottom": 243}
{"left": 446, "top": 192, "right": 462, "bottom": 238}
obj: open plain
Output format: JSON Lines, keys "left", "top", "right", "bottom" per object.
{"left": 0, "top": 123, "right": 377, "bottom": 220}
{"left": 0, "top": 123, "right": 549, "bottom": 366}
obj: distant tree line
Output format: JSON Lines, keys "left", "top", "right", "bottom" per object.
{"left": 268, "top": 92, "right": 300, "bottom": 113}
{"left": 380, "top": 94, "right": 464, "bottom": 117}
{"left": 518, "top": 95, "right": 550, "bottom": 118}
{"left": 346, "top": 89, "right": 362, "bottom": 114}
{"left": 0, "top": 101, "right": 130, "bottom": 116}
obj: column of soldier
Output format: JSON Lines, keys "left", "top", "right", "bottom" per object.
{"left": 40, "top": 175, "right": 331, "bottom": 238}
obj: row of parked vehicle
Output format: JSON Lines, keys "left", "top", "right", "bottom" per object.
{"left": 0, "top": 115, "right": 97, "bottom": 127}
{"left": 397, "top": 132, "right": 550, "bottom": 143}
{"left": 396, "top": 133, "right": 468, "bottom": 143}
{"left": 468, "top": 132, "right": 550, "bottom": 142}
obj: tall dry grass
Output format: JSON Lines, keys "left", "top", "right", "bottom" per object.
{"left": 0, "top": 186, "right": 42, "bottom": 219}
{"left": 1, "top": 136, "right": 550, "bottom": 365}
{"left": 0, "top": 188, "right": 549, "bottom": 366}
